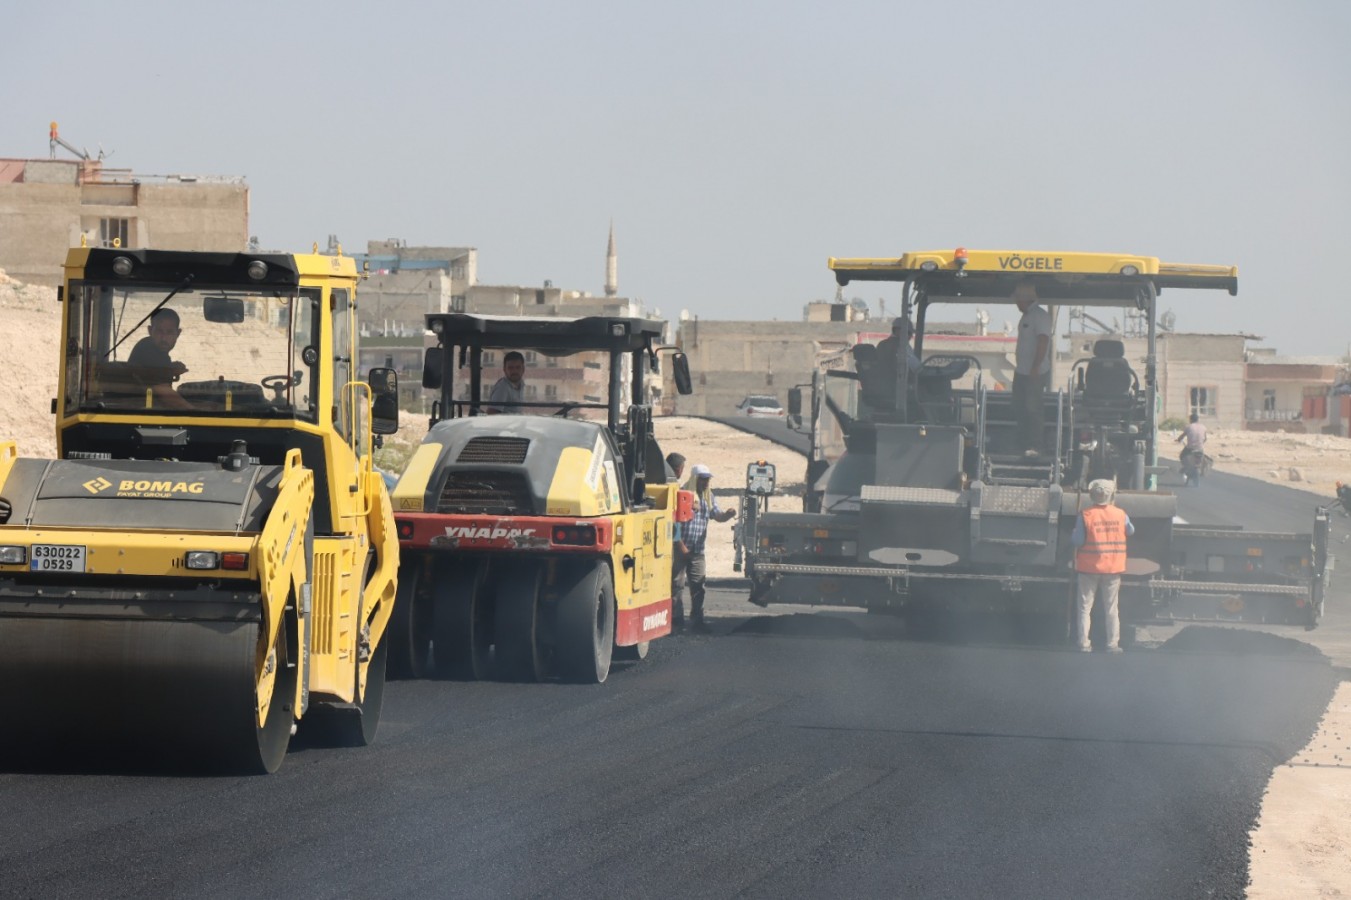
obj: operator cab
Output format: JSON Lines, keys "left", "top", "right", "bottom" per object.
{"left": 420, "top": 313, "right": 692, "bottom": 508}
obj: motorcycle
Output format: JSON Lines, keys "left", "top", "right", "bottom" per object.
{"left": 1180, "top": 447, "right": 1209, "bottom": 487}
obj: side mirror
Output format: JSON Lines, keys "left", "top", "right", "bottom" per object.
{"left": 204, "top": 296, "right": 246, "bottom": 323}
{"left": 787, "top": 387, "right": 802, "bottom": 417}
{"left": 672, "top": 352, "right": 693, "bottom": 395}
{"left": 422, "top": 346, "right": 443, "bottom": 390}
{"left": 369, "top": 366, "right": 399, "bottom": 435}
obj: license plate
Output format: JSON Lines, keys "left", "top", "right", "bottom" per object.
{"left": 30, "top": 544, "right": 87, "bottom": 573}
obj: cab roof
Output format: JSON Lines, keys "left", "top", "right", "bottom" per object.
{"left": 829, "top": 248, "right": 1238, "bottom": 302}
{"left": 426, "top": 313, "right": 668, "bottom": 353}
{"left": 64, "top": 247, "right": 357, "bottom": 287}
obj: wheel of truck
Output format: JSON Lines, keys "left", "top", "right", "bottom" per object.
{"left": 243, "top": 617, "right": 296, "bottom": 775}
{"left": 614, "top": 640, "right": 650, "bottom": 662}
{"left": 433, "top": 558, "right": 493, "bottom": 681}
{"left": 493, "top": 561, "right": 547, "bottom": 682}
{"left": 556, "top": 561, "right": 616, "bottom": 683}
{"left": 387, "top": 557, "right": 433, "bottom": 679}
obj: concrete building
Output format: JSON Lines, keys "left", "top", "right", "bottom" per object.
{"left": 0, "top": 156, "right": 248, "bottom": 285}
{"left": 354, "top": 239, "right": 477, "bottom": 335}
{"left": 1244, "top": 354, "right": 1351, "bottom": 434}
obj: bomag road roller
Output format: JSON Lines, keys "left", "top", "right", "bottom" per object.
{"left": 0, "top": 247, "right": 401, "bottom": 773}
{"left": 739, "top": 248, "right": 1331, "bottom": 634}
{"left": 388, "top": 313, "right": 693, "bottom": 683}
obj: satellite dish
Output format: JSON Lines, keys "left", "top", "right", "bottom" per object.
{"left": 679, "top": 308, "right": 690, "bottom": 321}
{"left": 1160, "top": 310, "right": 1177, "bottom": 331}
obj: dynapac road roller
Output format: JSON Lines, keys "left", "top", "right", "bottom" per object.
{"left": 0, "top": 247, "right": 400, "bottom": 773}
{"left": 388, "top": 314, "right": 692, "bottom": 683}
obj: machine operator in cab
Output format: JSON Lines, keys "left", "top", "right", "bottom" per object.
{"left": 128, "top": 308, "right": 195, "bottom": 410}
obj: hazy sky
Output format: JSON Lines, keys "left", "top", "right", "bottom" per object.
{"left": 6, "top": 1, "right": 1348, "bottom": 354}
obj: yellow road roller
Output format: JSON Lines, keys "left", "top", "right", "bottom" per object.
{"left": 0, "top": 247, "right": 400, "bottom": 773}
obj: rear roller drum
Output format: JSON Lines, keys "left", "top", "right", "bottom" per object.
{"left": 304, "top": 620, "right": 388, "bottom": 749}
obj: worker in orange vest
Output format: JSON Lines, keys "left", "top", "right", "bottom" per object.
{"left": 1072, "top": 479, "right": 1135, "bottom": 653}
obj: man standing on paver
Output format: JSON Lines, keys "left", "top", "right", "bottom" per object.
{"left": 1012, "top": 282, "right": 1053, "bottom": 456}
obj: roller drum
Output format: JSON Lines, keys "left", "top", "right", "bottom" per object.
{"left": 0, "top": 615, "right": 289, "bottom": 773}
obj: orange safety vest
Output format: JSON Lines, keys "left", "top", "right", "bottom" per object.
{"left": 1075, "top": 505, "right": 1129, "bottom": 574}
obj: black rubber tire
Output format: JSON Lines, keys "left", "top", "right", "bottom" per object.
{"left": 555, "top": 561, "right": 616, "bottom": 684}
{"left": 433, "top": 558, "right": 493, "bottom": 680}
{"left": 493, "top": 562, "right": 547, "bottom": 682}
{"left": 387, "top": 556, "right": 433, "bottom": 679}
{"left": 614, "top": 640, "right": 649, "bottom": 662}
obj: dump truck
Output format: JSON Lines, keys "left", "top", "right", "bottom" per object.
{"left": 388, "top": 314, "right": 692, "bottom": 683}
{"left": 0, "top": 246, "right": 401, "bottom": 773}
{"left": 740, "top": 248, "right": 1331, "bottom": 632}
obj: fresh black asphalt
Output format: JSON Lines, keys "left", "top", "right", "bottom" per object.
{"left": 0, "top": 421, "right": 1342, "bottom": 898}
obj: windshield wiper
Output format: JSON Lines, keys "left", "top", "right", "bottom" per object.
{"left": 103, "top": 274, "right": 195, "bottom": 359}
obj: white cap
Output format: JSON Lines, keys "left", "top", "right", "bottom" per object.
{"left": 691, "top": 464, "right": 713, "bottom": 478}
{"left": 1088, "top": 479, "right": 1115, "bottom": 505}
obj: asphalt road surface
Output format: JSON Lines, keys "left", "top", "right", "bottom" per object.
{"left": 0, "top": 602, "right": 1335, "bottom": 899}
{"left": 0, "top": 425, "right": 1342, "bottom": 899}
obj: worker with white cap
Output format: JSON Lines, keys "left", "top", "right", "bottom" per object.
{"left": 1070, "top": 479, "right": 1135, "bottom": 652}
{"left": 672, "top": 463, "right": 736, "bottom": 632}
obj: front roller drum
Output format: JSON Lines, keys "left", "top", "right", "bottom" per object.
{"left": 0, "top": 615, "right": 296, "bottom": 774}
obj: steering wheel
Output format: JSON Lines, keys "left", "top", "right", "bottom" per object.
{"left": 261, "top": 374, "right": 293, "bottom": 402}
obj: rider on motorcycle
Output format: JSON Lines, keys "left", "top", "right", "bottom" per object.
{"left": 1176, "top": 413, "right": 1207, "bottom": 482}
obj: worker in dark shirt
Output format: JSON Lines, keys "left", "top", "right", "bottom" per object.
{"left": 128, "top": 308, "right": 194, "bottom": 409}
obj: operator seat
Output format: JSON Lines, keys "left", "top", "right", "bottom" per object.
{"left": 1079, "top": 339, "right": 1137, "bottom": 424}
{"left": 1084, "top": 340, "right": 1132, "bottom": 397}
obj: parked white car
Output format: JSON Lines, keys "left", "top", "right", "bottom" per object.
{"left": 737, "top": 395, "right": 785, "bottom": 418}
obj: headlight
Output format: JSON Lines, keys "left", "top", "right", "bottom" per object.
{"left": 185, "top": 551, "right": 220, "bottom": 570}
{"left": 0, "top": 545, "right": 27, "bottom": 565}
{"left": 111, "top": 256, "right": 134, "bottom": 277}
{"left": 246, "top": 260, "right": 269, "bottom": 281}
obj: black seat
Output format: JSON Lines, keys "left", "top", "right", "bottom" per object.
{"left": 1077, "top": 340, "right": 1137, "bottom": 426}
{"left": 93, "top": 361, "right": 150, "bottom": 405}
{"left": 1084, "top": 340, "right": 1133, "bottom": 398}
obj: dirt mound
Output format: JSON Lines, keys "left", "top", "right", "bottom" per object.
{"left": 0, "top": 270, "right": 61, "bottom": 458}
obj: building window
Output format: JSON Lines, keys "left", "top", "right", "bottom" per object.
{"left": 100, "top": 218, "right": 130, "bottom": 248}
{"left": 1189, "top": 386, "right": 1217, "bottom": 418}
{"left": 1263, "top": 389, "right": 1276, "bottom": 412}
{"left": 482, "top": 351, "right": 497, "bottom": 366}
{"left": 524, "top": 351, "right": 537, "bottom": 363}
{"left": 525, "top": 385, "right": 538, "bottom": 399}
{"left": 450, "top": 295, "right": 466, "bottom": 313}
{"left": 544, "top": 384, "right": 558, "bottom": 399}
{"left": 545, "top": 356, "right": 558, "bottom": 368}
{"left": 451, "top": 265, "right": 465, "bottom": 280}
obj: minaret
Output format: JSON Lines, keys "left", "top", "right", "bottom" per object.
{"left": 604, "top": 220, "right": 618, "bottom": 297}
